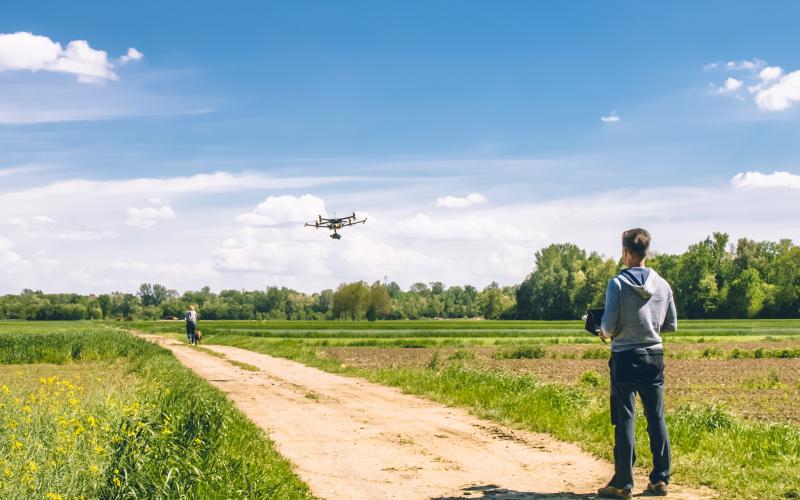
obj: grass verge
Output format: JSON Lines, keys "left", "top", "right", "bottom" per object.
{"left": 0, "top": 327, "right": 310, "bottom": 499}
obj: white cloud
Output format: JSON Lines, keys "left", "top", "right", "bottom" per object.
{"left": 119, "top": 47, "right": 143, "bottom": 64}
{"left": 600, "top": 114, "right": 620, "bottom": 123}
{"left": 754, "top": 70, "right": 800, "bottom": 111}
{"left": 235, "top": 194, "right": 326, "bottom": 227}
{"left": 759, "top": 66, "right": 783, "bottom": 82}
{"left": 25, "top": 229, "right": 116, "bottom": 241}
{"left": 0, "top": 32, "right": 129, "bottom": 83}
{"left": 0, "top": 171, "right": 346, "bottom": 206}
{"left": 0, "top": 237, "right": 29, "bottom": 268}
{"left": 708, "top": 58, "right": 800, "bottom": 112}
{"left": 126, "top": 199, "right": 176, "bottom": 228}
{"left": 703, "top": 62, "right": 719, "bottom": 71}
{"left": 731, "top": 171, "right": 800, "bottom": 190}
{"left": 436, "top": 193, "right": 488, "bottom": 208}
{"left": 32, "top": 216, "right": 55, "bottom": 224}
{"left": 3, "top": 215, "right": 55, "bottom": 229}
{"left": 0, "top": 166, "right": 44, "bottom": 179}
{"left": 394, "top": 213, "right": 545, "bottom": 242}
{"left": 725, "top": 59, "right": 765, "bottom": 71}
{"left": 3, "top": 166, "right": 800, "bottom": 295}
{"left": 717, "top": 77, "right": 743, "bottom": 93}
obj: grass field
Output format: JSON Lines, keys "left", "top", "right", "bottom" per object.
{"left": 4, "top": 319, "right": 800, "bottom": 498}
{"left": 0, "top": 322, "right": 311, "bottom": 499}
{"left": 130, "top": 318, "right": 800, "bottom": 499}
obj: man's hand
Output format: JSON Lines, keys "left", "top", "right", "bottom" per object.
{"left": 599, "top": 329, "right": 610, "bottom": 342}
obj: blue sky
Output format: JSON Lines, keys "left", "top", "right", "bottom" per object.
{"left": 1, "top": 1, "right": 800, "bottom": 293}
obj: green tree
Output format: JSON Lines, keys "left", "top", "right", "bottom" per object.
{"left": 366, "top": 282, "right": 392, "bottom": 321}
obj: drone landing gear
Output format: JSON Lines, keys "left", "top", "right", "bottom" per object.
{"left": 330, "top": 232, "right": 342, "bottom": 240}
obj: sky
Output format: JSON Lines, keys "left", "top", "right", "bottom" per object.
{"left": 1, "top": 1, "right": 800, "bottom": 294}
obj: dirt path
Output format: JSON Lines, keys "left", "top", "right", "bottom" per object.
{"left": 141, "top": 334, "right": 712, "bottom": 500}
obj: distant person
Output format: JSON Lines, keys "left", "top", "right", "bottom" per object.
{"left": 185, "top": 305, "right": 198, "bottom": 345}
{"left": 597, "top": 228, "right": 677, "bottom": 499}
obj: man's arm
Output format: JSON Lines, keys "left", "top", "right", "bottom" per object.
{"left": 661, "top": 289, "right": 678, "bottom": 332}
{"left": 600, "top": 278, "right": 621, "bottom": 339}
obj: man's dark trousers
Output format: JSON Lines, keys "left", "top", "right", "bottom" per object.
{"left": 186, "top": 321, "right": 196, "bottom": 344}
{"left": 608, "top": 347, "right": 671, "bottom": 490}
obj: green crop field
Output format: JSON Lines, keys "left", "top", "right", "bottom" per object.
{"left": 130, "top": 318, "right": 800, "bottom": 499}
{"left": 0, "top": 322, "right": 311, "bottom": 499}
{"left": 3, "top": 319, "right": 800, "bottom": 498}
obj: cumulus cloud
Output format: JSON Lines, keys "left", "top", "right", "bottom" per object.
{"left": 436, "top": 193, "right": 488, "bottom": 208}
{"left": 235, "top": 194, "right": 326, "bottom": 227}
{"left": 753, "top": 70, "right": 800, "bottom": 111}
{"left": 119, "top": 47, "right": 143, "bottom": 64}
{"left": 717, "top": 77, "right": 743, "bottom": 94}
{"left": 759, "top": 66, "right": 783, "bottom": 82}
{"left": 731, "top": 171, "right": 800, "bottom": 190}
{"left": 709, "top": 58, "right": 800, "bottom": 111}
{"left": 125, "top": 199, "right": 176, "bottom": 228}
{"left": 600, "top": 113, "right": 620, "bottom": 123}
{"left": 0, "top": 32, "right": 139, "bottom": 83}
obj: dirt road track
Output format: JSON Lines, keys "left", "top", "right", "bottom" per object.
{"left": 141, "top": 334, "right": 711, "bottom": 500}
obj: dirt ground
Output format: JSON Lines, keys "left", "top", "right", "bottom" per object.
{"left": 141, "top": 334, "right": 711, "bottom": 499}
{"left": 322, "top": 346, "right": 800, "bottom": 424}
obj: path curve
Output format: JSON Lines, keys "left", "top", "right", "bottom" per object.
{"left": 141, "top": 334, "right": 711, "bottom": 500}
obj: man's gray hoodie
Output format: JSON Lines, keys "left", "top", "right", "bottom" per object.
{"left": 601, "top": 267, "right": 677, "bottom": 352}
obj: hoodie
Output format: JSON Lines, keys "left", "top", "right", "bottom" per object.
{"left": 601, "top": 267, "right": 677, "bottom": 352}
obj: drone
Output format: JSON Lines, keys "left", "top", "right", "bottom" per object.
{"left": 304, "top": 212, "right": 366, "bottom": 239}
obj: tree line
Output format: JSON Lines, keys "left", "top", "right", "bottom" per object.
{"left": 1, "top": 233, "right": 798, "bottom": 321}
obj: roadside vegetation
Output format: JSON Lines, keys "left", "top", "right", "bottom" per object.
{"left": 0, "top": 323, "right": 310, "bottom": 499}
{"left": 137, "top": 318, "right": 800, "bottom": 499}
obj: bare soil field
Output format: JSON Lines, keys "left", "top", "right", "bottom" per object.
{"left": 322, "top": 345, "right": 800, "bottom": 424}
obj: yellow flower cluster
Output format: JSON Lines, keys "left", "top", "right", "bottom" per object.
{"left": 0, "top": 371, "right": 133, "bottom": 496}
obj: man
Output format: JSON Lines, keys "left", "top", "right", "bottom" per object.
{"left": 185, "top": 305, "right": 198, "bottom": 345}
{"left": 597, "top": 228, "right": 677, "bottom": 499}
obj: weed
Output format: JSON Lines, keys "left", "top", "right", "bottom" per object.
{"left": 581, "top": 347, "right": 609, "bottom": 360}
{"left": 493, "top": 345, "right": 547, "bottom": 359}
{"left": 579, "top": 370, "right": 605, "bottom": 387}
{"left": 448, "top": 349, "right": 475, "bottom": 361}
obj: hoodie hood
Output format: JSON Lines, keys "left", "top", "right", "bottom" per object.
{"left": 617, "top": 268, "right": 659, "bottom": 299}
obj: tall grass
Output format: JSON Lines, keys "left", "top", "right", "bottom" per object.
{"left": 0, "top": 327, "right": 311, "bottom": 499}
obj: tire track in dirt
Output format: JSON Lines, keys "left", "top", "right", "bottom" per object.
{"left": 140, "top": 334, "right": 712, "bottom": 500}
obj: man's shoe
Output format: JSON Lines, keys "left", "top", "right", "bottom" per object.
{"left": 646, "top": 481, "right": 668, "bottom": 496}
{"left": 597, "top": 485, "right": 632, "bottom": 499}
